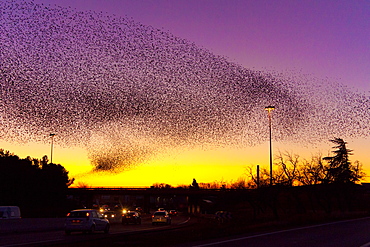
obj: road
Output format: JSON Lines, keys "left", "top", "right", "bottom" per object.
{"left": 3, "top": 216, "right": 370, "bottom": 247}
{"left": 0, "top": 214, "right": 190, "bottom": 247}
{"left": 176, "top": 217, "right": 370, "bottom": 247}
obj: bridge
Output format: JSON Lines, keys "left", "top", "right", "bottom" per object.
{"left": 66, "top": 187, "right": 242, "bottom": 214}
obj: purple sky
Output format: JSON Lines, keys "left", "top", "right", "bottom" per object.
{"left": 1, "top": 0, "right": 368, "bottom": 186}
{"left": 33, "top": 0, "right": 369, "bottom": 93}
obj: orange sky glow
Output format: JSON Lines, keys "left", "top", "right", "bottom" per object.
{"left": 1, "top": 137, "right": 369, "bottom": 187}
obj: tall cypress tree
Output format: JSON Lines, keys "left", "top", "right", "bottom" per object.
{"left": 323, "top": 138, "right": 357, "bottom": 183}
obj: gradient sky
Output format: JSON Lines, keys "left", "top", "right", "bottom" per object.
{"left": 1, "top": 0, "right": 369, "bottom": 187}
{"left": 33, "top": 0, "right": 369, "bottom": 93}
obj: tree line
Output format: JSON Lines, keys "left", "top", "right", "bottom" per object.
{"left": 249, "top": 138, "right": 364, "bottom": 188}
{"left": 0, "top": 138, "right": 365, "bottom": 218}
{"left": 152, "top": 138, "right": 365, "bottom": 189}
{"left": 0, "top": 149, "right": 74, "bottom": 217}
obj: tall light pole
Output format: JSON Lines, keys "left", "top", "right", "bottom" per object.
{"left": 50, "top": 133, "right": 56, "bottom": 164}
{"left": 265, "top": 106, "right": 275, "bottom": 186}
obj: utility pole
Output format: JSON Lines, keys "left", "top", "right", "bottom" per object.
{"left": 50, "top": 133, "right": 56, "bottom": 164}
{"left": 265, "top": 106, "right": 275, "bottom": 186}
{"left": 256, "top": 165, "right": 260, "bottom": 188}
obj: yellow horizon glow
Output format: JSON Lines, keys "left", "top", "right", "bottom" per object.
{"left": 1, "top": 137, "right": 369, "bottom": 187}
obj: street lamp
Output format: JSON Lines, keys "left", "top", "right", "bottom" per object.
{"left": 50, "top": 133, "right": 56, "bottom": 164}
{"left": 265, "top": 106, "right": 275, "bottom": 186}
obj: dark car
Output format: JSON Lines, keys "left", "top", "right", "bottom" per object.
{"left": 122, "top": 211, "right": 141, "bottom": 224}
{"left": 169, "top": 210, "right": 178, "bottom": 216}
{"left": 135, "top": 207, "right": 143, "bottom": 214}
{"left": 102, "top": 210, "right": 121, "bottom": 223}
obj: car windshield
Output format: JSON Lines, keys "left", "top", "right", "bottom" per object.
{"left": 68, "top": 211, "right": 90, "bottom": 217}
{"left": 154, "top": 212, "right": 166, "bottom": 216}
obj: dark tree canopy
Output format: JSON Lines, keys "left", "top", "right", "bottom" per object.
{"left": 0, "top": 149, "right": 73, "bottom": 217}
{"left": 191, "top": 178, "right": 199, "bottom": 189}
{"left": 323, "top": 138, "right": 360, "bottom": 184}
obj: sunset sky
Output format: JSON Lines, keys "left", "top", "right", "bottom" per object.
{"left": 1, "top": 0, "right": 369, "bottom": 187}
{"left": 33, "top": 0, "right": 369, "bottom": 93}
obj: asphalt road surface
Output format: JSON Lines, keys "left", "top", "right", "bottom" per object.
{"left": 175, "top": 217, "right": 370, "bottom": 247}
{"left": 3, "top": 216, "right": 370, "bottom": 247}
{"left": 0, "top": 214, "right": 190, "bottom": 247}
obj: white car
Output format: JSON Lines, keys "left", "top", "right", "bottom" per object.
{"left": 65, "top": 209, "right": 110, "bottom": 235}
{"left": 152, "top": 211, "right": 171, "bottom": 225}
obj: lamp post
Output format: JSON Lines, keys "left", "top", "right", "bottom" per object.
{"left": 265, "top": 106, "right": 275, "bottom": 186}
{"left": 50, "top": 133, "right": 56, "bottom": 164}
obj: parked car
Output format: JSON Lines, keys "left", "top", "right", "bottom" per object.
{"left": 0, "top": 206, "right": 21, "bottom": 219}
{"left": 152, "top": 211, "right": 171, "bottom": 225}
{"left": 64, "top": 209, "right": 110, "bottom": 235}
{"left": 122, "top": 211, "right": 141, "bottom": 224}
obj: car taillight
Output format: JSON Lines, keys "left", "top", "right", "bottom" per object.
{"left": 66, "top": 213, "right": 70, "bottom": 217}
